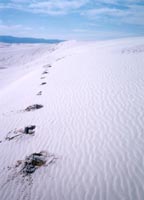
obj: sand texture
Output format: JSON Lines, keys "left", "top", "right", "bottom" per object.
{"left": 0, "top": 37, "right": 144, "bottom": 200}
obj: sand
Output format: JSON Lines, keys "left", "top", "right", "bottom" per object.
{"left": 0, "top": 37, "right": 144, "bottom": 200}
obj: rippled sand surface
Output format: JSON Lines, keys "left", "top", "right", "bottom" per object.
{"left": 0, "top": 38, "right": 144, "bottom": 200}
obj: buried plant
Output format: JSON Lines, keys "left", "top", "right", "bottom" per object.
{"left": 25, "top": 104, "right": 43, "bottom": 111}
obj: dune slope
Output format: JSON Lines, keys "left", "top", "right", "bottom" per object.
{"left": 0, "top": 38, "right": 144, "bottom": 200}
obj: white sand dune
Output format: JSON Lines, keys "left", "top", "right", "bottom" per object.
{"left": 0, "top": 37, "right": 144, "bottom": 200}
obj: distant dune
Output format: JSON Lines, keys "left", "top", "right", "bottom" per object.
{"left": 0, "top": 37, "right": 144, "bottom": 200}
{"left": 0, "top": 35, "right": 64, "bottom": 44}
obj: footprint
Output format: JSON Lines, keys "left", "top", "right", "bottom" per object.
{"left": 37, "top": 91, "right": 42, "bottom": 96}
{"left": 41, "top": 82, "right": 47, "bottom": 85}
{"left": 25, "top": 104, "right": 43, "bottom": 112}
{"left": 24, "top": 125, "right": 36, "bottom": 134}
{"left": 43, "top": 64, "right": 52, "bottom": 68}
{"left": 42, "top": 71, "right": 48, "bottom": 75}
{"left": 22, "top": 151, "right": 56, "bottom": 174}
{"left": 56, "top": 57, "right": 65, "bottom": 62}
{"left": 22, "top": 151, "right": 48, "bottom": 174}
{"left": 5, "top": 125, "right": 36, "bottom": 141}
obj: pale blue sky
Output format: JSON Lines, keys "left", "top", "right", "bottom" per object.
{"left": 0, "top": 0, "right": 144, "bottom": 40}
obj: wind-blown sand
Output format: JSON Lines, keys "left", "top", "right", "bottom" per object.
{"left": 0, "top": 37, "right": 144, "bottom": 200}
